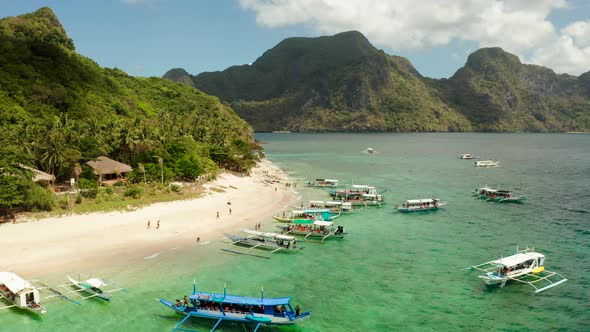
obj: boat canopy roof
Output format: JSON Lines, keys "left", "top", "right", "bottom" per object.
{"left": 243, "top": 229, "right": 294, "bottom": 240}
{"left": 315, "top": 178, "right": 337, "bottom": 182}
{"left": 352, "top": 185, "right": 373, "bottom": 189}
{"left": 491, "top": 252, "right": 544, "bottom": 267}
{"left": 477, "top": 187, "right": 497, "bottom": 192}
{"left": 275, "top": 234, "right": 296, "bottom": 241}
{"left": 190, "top": 291, "right": 291, "bottom": 306}
{"left": 297, "top": 208, "right": 330, "bottom": 213}
{"left": 0, "top": 272, "right": 33, "bottom": 293}
{"left": 406, "top": 198, "right": 437, "bottom": 204}
{"left": 313, "top": 220, "right": 334, "bottom": 226}
{"left": 85, "top": 278, "right": 108, "bottom": 288}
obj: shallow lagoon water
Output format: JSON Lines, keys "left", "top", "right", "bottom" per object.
{"left": 2, "top": 133, "right": 589, "bottom": 331}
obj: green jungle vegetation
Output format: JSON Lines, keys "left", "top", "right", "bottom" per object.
{"left": 0, "top": 8, "right": 259, "bottom": 217}
{"left": 166, "top": 31, "right": 590, "bottom": 133}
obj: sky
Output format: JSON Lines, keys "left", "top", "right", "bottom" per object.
{"left": 1, "top": 0, "right": 589, "bottom": 78}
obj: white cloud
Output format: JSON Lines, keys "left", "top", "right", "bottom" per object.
{"left": 240, "top": 0, "right": 590, "bottom": 75}
{"left": 532, "top": 21, "right": 590, "bottom": 75}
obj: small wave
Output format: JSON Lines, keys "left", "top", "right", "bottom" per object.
{"left": 199, "top": 241, "right": 211, "bottom": 245}
{"left": 566, "top": 208, "right": 589, "bottom": 214}
{"left": 144, "top": 252, "right": 160, "bottom": 259}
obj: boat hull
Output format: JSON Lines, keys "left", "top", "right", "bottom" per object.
{"left": 396, "top": 206, "right": 441, "bottom": 213}
{"left": 277, "top": 227, "right": 346, "bottom": 239}
{"left": 159, "top": 299, "right": 310, "bottom": 326}
{"left": 478, "top": 273, "right": 507, "bottom": 286}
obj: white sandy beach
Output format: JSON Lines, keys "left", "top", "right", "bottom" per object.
{"left": 0, "top": 160, "right": 297, "bottom": 275}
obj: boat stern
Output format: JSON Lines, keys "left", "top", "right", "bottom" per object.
{"left": 478, "top": 272, "right": 507, "bottom": 286}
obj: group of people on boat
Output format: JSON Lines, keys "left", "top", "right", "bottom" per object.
{"left": 402, "top": 200, "right": 438, "bottom": 209}
{"left": 0, "top": 284, "right": 15, "bottom": 302}
{"left": 175, "top": 297, "right": 303, "bottom": 317}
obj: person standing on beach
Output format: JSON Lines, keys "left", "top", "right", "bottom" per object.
{"left": 229, "top": 207, "right": 232, "bottom": 215}
{"left": 157, "top": 220, "right": 160, "bottom": 229}
{"left": 147, "top": 220, "right": 151, "bottom": 229}
{"left": 216, "top": 211, "right": 220, "bottom": 219}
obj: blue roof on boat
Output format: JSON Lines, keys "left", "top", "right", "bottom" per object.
{"left": 190, "top": 291, "right": 291, "bottom": 306}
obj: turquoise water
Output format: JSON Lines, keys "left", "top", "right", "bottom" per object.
{"left": 2, "top": 133, "right": 589, "bottom": 331}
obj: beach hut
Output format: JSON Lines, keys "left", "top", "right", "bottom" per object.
{"left": 17, "top": 164, "right": 55, "bottom": 187}
{"left": 86, "top": 156, "right": 133, "bottom": 186}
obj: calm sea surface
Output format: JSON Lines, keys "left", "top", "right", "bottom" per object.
{"left": 2, "top": 133, "right": 589, "bottom": 331}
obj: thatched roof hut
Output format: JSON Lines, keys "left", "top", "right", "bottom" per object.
{"left": 86, "top": 156, "right": 133, "bottom": 176}
{"left": 17, "top": 164, "right": 56, "bottom": 183}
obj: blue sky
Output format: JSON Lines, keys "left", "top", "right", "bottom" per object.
{"left": 2, "top": 0, "right": 589, "bottom": 78}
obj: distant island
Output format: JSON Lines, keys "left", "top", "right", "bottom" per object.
{"left": 165, "top": 31, "right": 590, "bottom": 133}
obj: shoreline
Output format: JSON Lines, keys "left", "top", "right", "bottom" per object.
{"left": 0, "top": 159, "right": 297, "bottom": 276}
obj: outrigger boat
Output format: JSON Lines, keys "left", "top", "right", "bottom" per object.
{"left": 367, "top": 148, "right": 375, "bottom": 154}
{"left": 305, "top": 178, "right": 339, "bottom": 187}
{"left": 159, "top": 283, "right": 311, "bottom": 332}
{"left": 0, "top": 272, "right": 46, "bottom": 315}
{"left": 465, "top": 247, "right": 567, "bottom": 293}
{"left": 473, "top": 187, "right": 526, "bottom": 203}
{"left": 458, "top": 153, "right": 478, "bottom": 159}
{"left": 272, "top": 208, "right": 339, "bottom": 223}
{"left": 64, "top": 275, "right": 126, "bottom": 302}
{"left": 307, "top": 200, "right": 352, "bottom": 213}
{"left": 277, "top": 220, "right": 346, "bottom": 242}
{"left": 474, "top": 160, "right": 500, "bottom": 167}
{"left": 224, "top": 230, "right": 302, "bottom": 255}
{"left": 395, "top": 198, "right": 447, "bottom": 213}
{"left": 330, "top": 185, "right": 384, "bottom": 207}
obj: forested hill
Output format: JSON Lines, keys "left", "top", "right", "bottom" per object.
{"left": 0, "top": 8, "right": 258, "bottom": 213}
{"left": 165, "top": 31, "right": 590, "bottom": 132}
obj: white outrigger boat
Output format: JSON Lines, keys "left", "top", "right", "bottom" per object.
{"left": 224, "top": 230, "right": 302, "bottom": 255}
{"left": 367, "top": 148, "right": 375, "bottom": 154}
{"left": 395, "top": 198, "right": 447, "bottom": 213}
{"left": 458, "top": 153, "right": 478, "bottom": 159}
{"left": 465, "top": 247, "right": 567, "bottom": 293}
{"left": 0, "top": 272, "right": 46, "bottom": 315}
{"left": 272, "top": 208, "right": 339, "bottom": 223}
{"left": 307, "top": 200, "right": 352, "bottom": 213}
{"left": 474, "top": 160, "right": 500, "bottom": 167}
{"left": 277, "top": 220, "right": 346, "bottom": 242}
{"left": 64, "top": 275, "right": 126, "bottom": 301}
{"left": 305, "top": 178, "right": 339, "bottom": 187}
{"left": 473, "top": 187, "right": 526, "bottom": 203}
{"left": 330, "top": 185, "right": 384, "bottom": 207}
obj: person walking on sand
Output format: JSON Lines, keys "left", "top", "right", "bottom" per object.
{"left": 147, "top": 220, "right": 151, "bottom": 229}
{"left": 216, "top": 211, "right": 220, "bottom": 219}
{"left": 157, "top": 220, "right": 160, "bottom": 229}
{"left": 229, "top": 207, "right": 232, "bottom": 215}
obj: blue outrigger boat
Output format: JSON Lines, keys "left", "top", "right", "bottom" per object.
{"left": 159, "top": 284, "right": 311, "bottom": 332}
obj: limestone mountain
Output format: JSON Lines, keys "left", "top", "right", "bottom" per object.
{"left": 167, "top": 31, "right": 472, "bottom": 132}
{"left": 434, "top": 47, "right": 590, "bottom": 131}
{"left": 165, "top": 32, "right": 590, "bottom": 132}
